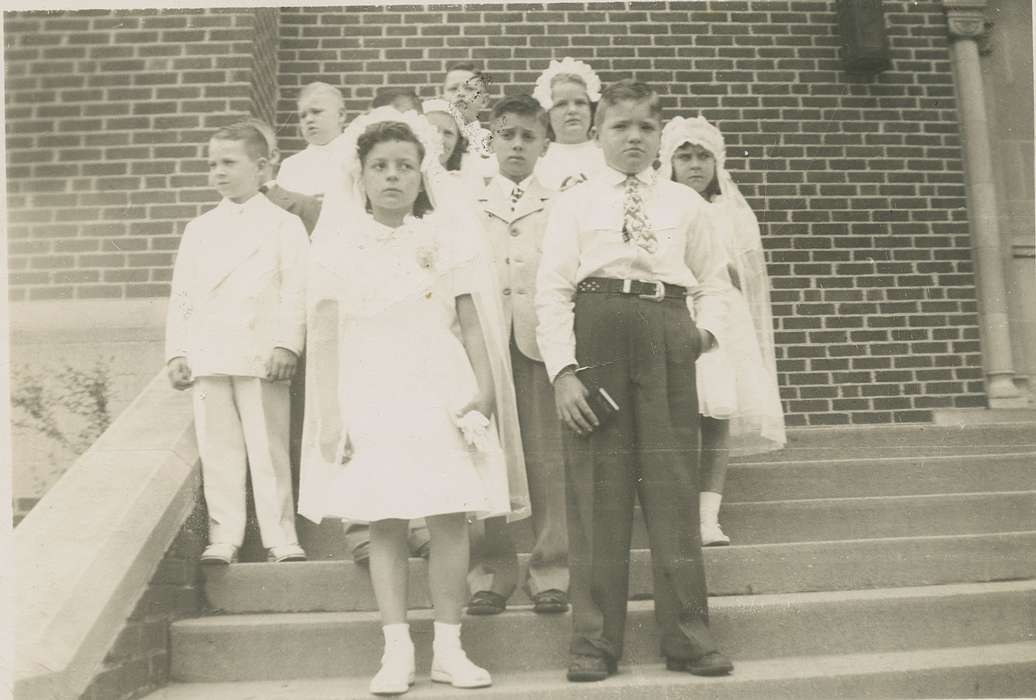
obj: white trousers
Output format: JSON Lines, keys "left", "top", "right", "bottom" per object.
{"left": 192, "top": 376, "right": 298, "bottom": 549}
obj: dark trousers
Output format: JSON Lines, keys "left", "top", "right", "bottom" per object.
{"left": 565, "top": 291, "right": 718, "bottom": 663}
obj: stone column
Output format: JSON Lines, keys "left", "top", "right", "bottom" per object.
{"left": 943, "top": 0, "right": 1024, "bottom": 407}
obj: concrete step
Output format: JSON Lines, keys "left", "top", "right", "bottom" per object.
{"left": 205, "top": 531, "right": 1036, "bottom": 613}
{"left": 760, "top": 423, "right": 1035, "bottom": 461}
{"left": 299, "top": 490, "right": 1036, "bottom": 560}
{"left": 722, "top": 450, "right": 1034, "bottom": 503}
{"left": 170, "top": 579, "right": 1036, "bottom": 682}
{"left": 147, "top": 641, "right": 1036, "bottom": 699}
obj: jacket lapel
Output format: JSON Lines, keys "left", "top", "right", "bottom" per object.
{"left": 199, "top": 202, "right": 266, "bottom": 291}
{"left": 511, "top": 178, "right": 552, "bottom": 224}
{"left": 478, "top": 181, "right": 512, "bottom": 224}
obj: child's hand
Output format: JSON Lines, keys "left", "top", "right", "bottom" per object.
{"left": 166, "top": 357, "right": 193, "bottom": 391}
{"left": 266, "top": 347, "right": 298, "bottom": 381}
{"left": 553, "top": 371, "right": 598, "bottom": 436}
{"left": 458, "top": 393, "right": 494, "bottom": 423}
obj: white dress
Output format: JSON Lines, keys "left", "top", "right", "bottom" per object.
{"left": 696, "top": 190, "right": 786, "bottom": 457}
{"left": 299, "top": 212, "right": 515, "bottom": 522}
{"left": 534, "top": 140, "right": 606, "bottom": 191}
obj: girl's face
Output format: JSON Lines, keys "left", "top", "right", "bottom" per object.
{"left": 671, "top": 142, "right": 717, "bottom": 195}
{"left": 425, "top": 111, "right": 460, "bottom": 166}
{"left": 549, "top": 80, "right": 593, "bottom": 145}
{"left": 297, "top": 91, "right": 346, "bottom": 146}
{"left": 361, "top": 140, "right": 423, "bottom": 223}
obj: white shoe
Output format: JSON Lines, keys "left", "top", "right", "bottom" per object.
{"left": 701, "top": 521, "right": 730, "bottom": 547}
{"left": 369, "top": 650, "right": 415, "bottom": 696}
{"left": 200, "top": 543, "right": 239, "bottom": 565}
{"left": 430, "top": 649, "right": 492, "bottom": 689}
{"left": 267, "top": 543, "right": 307, "bottom": 563}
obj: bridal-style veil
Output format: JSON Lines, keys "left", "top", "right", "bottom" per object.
{"left": 298, "top": 106, "right": 531, "bottom": 523}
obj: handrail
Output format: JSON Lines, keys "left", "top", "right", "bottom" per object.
{"left": 15, "top": 370, "right": 198, "bottom": 700}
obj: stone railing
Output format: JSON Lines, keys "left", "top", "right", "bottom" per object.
{"left": 15, "top": 370, "right": 199, "bottom": 699}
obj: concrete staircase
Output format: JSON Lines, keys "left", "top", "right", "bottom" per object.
{"left": 147, "top": 423, "right": 1036, "bottom": 699}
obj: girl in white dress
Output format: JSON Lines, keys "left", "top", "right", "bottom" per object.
{"left": 532, "top": 57, "right": 607, "bottom": 191}
{"left": 660, "top": 115, "right": 787, "bottom": 546}
{"left": 299, "top": 107, "right": 530, "bottom": 695}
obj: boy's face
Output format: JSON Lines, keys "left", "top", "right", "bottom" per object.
{"left": 443, "top": 69, "right": 488, "bottom": 122}
{"left": 297, "top": 91, "right": 345, "bottom": 146}
{"left": 208, "top": 138, "right": 264, "bottom": 203}
{"left": 491, "top": 112, "right": 547, "bottom": 183}
{"left": 595, "top": 99, "right": 661, "bottom": 175}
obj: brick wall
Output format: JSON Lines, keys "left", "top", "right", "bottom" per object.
{"left": 5, "top": 2, "right": 987, "bottom": 424}
{"left": 78, "top": 499, "right": 207, "bottom": 700}
{"left": 5, "top": 8, "right": 279, "bottom": 302}
{"left": 274, "top": 0, "right": 983, "bottom": 425}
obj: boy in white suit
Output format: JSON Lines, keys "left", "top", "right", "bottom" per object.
{"left": 466, "top": 95, "right": 569, "bottom": 615}
{"left": 166, "top": 122, "right": 309, "bottom": 565}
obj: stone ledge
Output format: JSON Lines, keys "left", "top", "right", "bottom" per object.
{"left": 15, "top": 369, "right": 198, "bottom": 700}
{"left": 9, "top": 298, "right": 168, "bottom": 343}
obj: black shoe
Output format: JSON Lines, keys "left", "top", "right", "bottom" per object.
{"left": 666, "top": 651, "right": 734, "bottom": 676}
{"left": 566, "top": 654, "right": 613, "bottom": 682}
{"left": 532, "top": 589, "right": 569, "bottom": 614}
{"left": 466, "top": 590, "right": 507, "bottom": 615}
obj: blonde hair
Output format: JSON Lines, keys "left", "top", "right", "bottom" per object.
{"left": 298, "top": 81, "right": 345, "bottom": 109}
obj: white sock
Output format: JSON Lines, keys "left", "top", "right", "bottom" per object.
{"left": 382, "top": 623, "right": 413, "bottom": 649}
{"left": 433, "top": 621, "right": 462, "bottom": 652}
{"left": 700, "top": 491, "right": 723, "bottom": 525}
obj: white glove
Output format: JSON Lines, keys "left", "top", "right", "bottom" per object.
{"left": 456, "top": 410, "right": 491, "bottom": 452}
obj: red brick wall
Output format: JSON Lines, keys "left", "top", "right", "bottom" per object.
{"left": 274, "top": 1, "right": 983, "bottom": 424}
{"left": 5, "top": 2, "right": 986, "bottom": 424}
{"left": 5, "top": 8, "right": 279, "bottom": 302}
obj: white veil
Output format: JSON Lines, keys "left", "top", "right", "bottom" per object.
{"left": 660, "top": 115, "right": 786, "bottom": 455}
{"left": 299, "top": 106, "right": 531, "bottom": 523}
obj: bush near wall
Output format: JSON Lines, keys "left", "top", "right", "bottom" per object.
{"left": 5, "top": 2, "right": 985, "bottom": 425}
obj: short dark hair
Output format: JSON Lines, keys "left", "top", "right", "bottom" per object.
{"left": 371, "top": 88, "right": 421, "bottom": 111}
{"left": 356, "top": 121, "right": 433, "bottom": 218}
{"left": 594, "top": 79, "right": 662, "bottom": 129}
{"left": 491, "top": 94, "right": 549, "bottom": 131}
{"left": 210, "top": 123, "right": 269, "bottom": 161}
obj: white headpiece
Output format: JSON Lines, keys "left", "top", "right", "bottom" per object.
{"left": 533, "top": 57, "right": 602, "bottom": 110}
{"left": 659, "top": 114, "right": 726, "bottom": 181}
{"left": 421, "top": 98, "right": 466, "bottom": 132}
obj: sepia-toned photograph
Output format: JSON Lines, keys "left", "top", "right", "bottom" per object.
{"left": 5, "top": 1, "right": 1035, "bottom": 698}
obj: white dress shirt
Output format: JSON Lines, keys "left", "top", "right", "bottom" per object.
{"left": 534, "top": 140, "right": 606, "bottom": 191}
{"left": 493, "top": 173, "right": 534, "bottom": 213}
{"left": 277, "top": 139, "right": 342, "bottom": 197}
{"left": 535, "top": 166, "right": 733, "bottom": 381}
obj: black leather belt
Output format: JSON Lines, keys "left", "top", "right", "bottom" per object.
{"left": 576, "top": 277, "right": 688, "bottom": 302}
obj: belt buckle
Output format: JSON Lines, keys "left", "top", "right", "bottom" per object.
{"left": 637, "top": 279, "right": 665, "bottom": 302}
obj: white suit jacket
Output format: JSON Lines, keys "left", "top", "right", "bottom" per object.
{"left": 165, "top": 194, "right": 309, "bottom": 378}
{"left": 477, "top": 175, "right": 554, "bottom": 362}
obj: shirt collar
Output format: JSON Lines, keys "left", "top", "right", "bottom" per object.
{"left": 494, "top": 173, "right": 533, "bottom": 200}
{"left": 218, "top": 192, "right": 264, "bottom": 215}
{"left": 601, "top": 164, "right": 656, "bottom": 187}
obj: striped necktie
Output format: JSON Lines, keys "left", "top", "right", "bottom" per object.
{"left": 510, "top": 185, "right": 524, "bottom": 212}
{"left": 622, "top": 175, "right": 656, "bottom": 254}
